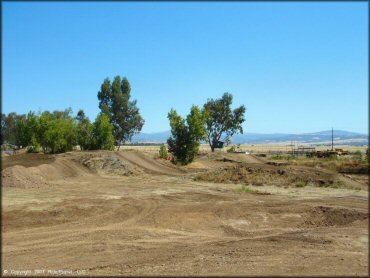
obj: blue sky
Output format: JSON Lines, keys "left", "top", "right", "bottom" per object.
{"left": 3, "top": 2, "right": 368, "bottom": 134}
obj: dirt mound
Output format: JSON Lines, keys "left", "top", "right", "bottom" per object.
{"left": 1, "top": 156, "right": 91, "bottom": 188}
{"left": 197, "top": 152, "right": 264, "bottom": 166}
{"left": 300, "top": 206, "right": 368, "bottom": 228}
{"left": 194, "top": 163, "right": 339, "bottom": 188}
{"left": 70, "top": 152, "right": 139, "bottom": 176}
{"left": 1, "top": 151, "right": 140, "bottom": 188}
{"left": 2, "top": 165, "right": 52, "bottom": 188}
{"left": 2, "top": 153, "right": 55, "bottom": 169}
{"left": 117, "top": 151, "right": 185, "bottom": 175}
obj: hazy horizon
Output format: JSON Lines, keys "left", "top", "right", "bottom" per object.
{"left": 134, "top": 129, "right": 368, "bottom": 135}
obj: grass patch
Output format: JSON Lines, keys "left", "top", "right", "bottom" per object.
{"left": 295, "top": 181, "right": 306, "bottom": 188}
{"left": 269, "top": 155, "right": 369, "bottom": 174}
{"left": 236, "top": 185, "right": 271, "bottom": 195}
{"left": 270, "top": 155, "right": 295, "bottom": 160}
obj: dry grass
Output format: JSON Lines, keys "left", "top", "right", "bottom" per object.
{"left": 269, "top": 155, "right": 369, "bottom": 174}
{"left": 193, "top": 163, "right": 342, "bottom": 188}
{"left": 118, "top": 144, "right": 368, "bottom": 155}
{"left": 236, "top": 185, "right": 271, "bottom": 195}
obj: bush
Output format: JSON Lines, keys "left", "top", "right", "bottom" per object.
{"left": 227, "top": 146, "right": 236, "bottom": 153}
{"left": 159, "top": 144, "right": 168, "bottom": 159}
{"left": 295, "top": 181, "right": 306, "bottom": 188}
{"left": 352, "top": 150, "right": 362, "bottom": 161}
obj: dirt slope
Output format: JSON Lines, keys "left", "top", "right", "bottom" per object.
{"left": 117, "top": 151, "right": 184, "bottom": 175}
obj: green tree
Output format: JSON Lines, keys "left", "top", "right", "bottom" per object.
{"left": 167, "top": 105, "right": 206, "bottom": 165}
{"left": 36, "top": 109, "right": 77, "bottom": 153}
{"left": 1, "top": 112, "right": 26, "bottom": 148}
{"left": 97, "top": 76, "right": 144, "bottom": 149}
{"left": 97, "top": 78, "right": 112, "bottom": 117}
{"left": 1, "top": 114, "right": 6, "bottom": 144}
{"left": 16, "top": 116, "right": 29, "bottom": 148}
{"left": 37, "top": 111, "right": 53, "bottom": 153}
{"left": 76, "top": 109, "right": 94, "bottom": 150}
{"left": 16, "top": 111, "right": 39, "bottom": 151}
{"left": 203, "top": 93, "right": 246, "bottom": 152}
{"left": 92, "top": 113, "right": 115, "bottom": 150}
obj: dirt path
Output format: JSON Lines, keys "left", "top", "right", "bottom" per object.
{"left": 2, "top": 151, "right": 368, "bottom": 276}
{"left": 243, "top": 154, "right": 265, "bottom": 164}
{"left": 116, "top": 151, "right": 184, "bottom": 175}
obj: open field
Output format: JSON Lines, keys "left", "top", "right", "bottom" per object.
{"left": 119, "top": 143, "right": 368, "bottom": 154}
{"left": 2, "top": 149, "right": 369, "bottom": 276}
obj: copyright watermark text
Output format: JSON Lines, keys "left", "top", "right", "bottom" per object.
{"left": 3, "top": 269, "right": 87, "bottom": 276}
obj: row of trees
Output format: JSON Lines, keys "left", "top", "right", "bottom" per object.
{"left": 1, "top": 108, "right": 115, "bottom": 153}
{"left": 2, "top": 75, "right": 245, "bottom": 164}
{"left": 167, "top": 93, "right": 246, "bottom": 165}
{"left": 1, "top": 76, "right": 144, "bottom": 153}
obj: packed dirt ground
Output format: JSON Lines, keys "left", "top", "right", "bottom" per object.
{"left": 2, "top": 149, "right": 369, "bottom": 276}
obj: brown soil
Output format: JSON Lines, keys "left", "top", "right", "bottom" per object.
{"left": 195, "top": 162, "right": 339, "bottom": 187}
{"left": 117, "top": 151, "right": 185, "bottom": 175}
{"left": 2, "top": 150, "right": 368, "bottom": 276}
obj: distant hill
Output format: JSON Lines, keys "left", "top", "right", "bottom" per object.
{"left": 132, "top": 131, "right": 171, "bottom": 143}
{"left": 132, "top": 130, "right": 368, "bottom": 146}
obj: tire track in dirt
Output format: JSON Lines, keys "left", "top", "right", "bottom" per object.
{"left": 2, "top": 150, "right": 369, "bottom": 276}
{"left": 116, "top": 151, "right": 185, "bottom": 176}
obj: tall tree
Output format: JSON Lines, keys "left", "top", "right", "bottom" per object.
{"left": 97, "top": 76, "right": 144, "bottom": 149}
{"left": 97, "top": 78, "right": 112, "bottom": 117}
{"left": 203, "top": 93, "right": 246, "bottom": 152}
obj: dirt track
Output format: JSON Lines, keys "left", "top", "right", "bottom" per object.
{"left": 117, "top": 151, "right": 184, "bottom": 175}
{"left": 2, "top": 151, "right": 368, "bottom": 276}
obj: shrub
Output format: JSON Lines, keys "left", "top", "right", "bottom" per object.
{"left": 227, "top": 146, "right": 236, "bottom": 153}
{"left": 167, "top": 106, "right": 206, "bottom": 165}
{"left": 237, "top": 185, "right": 270, "bottom": 195}
{"left": 159, "top": 144, "right": 168, "bottom": 159}
{"left": 295, "top": 181, "right": 306, "bottom": 188}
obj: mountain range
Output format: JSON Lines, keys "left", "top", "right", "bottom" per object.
{"left": 132, "top": 130, "right": 368, "bottom": 146}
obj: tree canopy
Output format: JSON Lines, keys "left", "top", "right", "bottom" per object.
{"left": 76, "top": 110, "right": 94, "bottom": 151}
{"left": 203, "top": 93, "right": 246, "bottom": 152}
{"left": 97, "top": 76, "right": 144, "bottom": 149}
{"left": 1, "top": 108, "right": 116, "bottom": 153}
{"left": 167, "top": 105, "right": 206, "bottom": 165}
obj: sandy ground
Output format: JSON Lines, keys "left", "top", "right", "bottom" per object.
{"left": 1, "top": 150, "right": 369, "bottom": 276}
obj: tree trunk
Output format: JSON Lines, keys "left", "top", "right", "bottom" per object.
{"left": 211, "top": 145, "right": 215, "bottom": 152}
{"left": 117, "top": 144, "right": 120, "bottom": 151}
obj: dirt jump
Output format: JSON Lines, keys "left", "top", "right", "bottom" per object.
{"left": 116, "top": 151, "right": 184, "bottom": 175}
{"left": 2, "top": 150, "right": 368, "bottom": 276}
